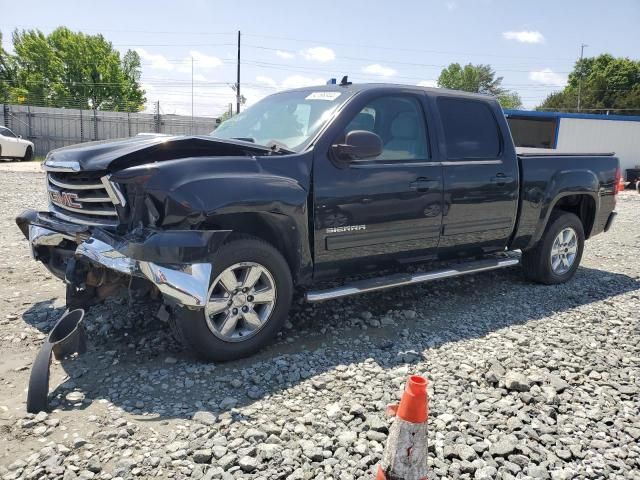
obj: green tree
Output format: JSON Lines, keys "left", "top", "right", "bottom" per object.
{"left": 538, "top": 54, "right": 640, "bottom": 115}
{"left": 6, "top": 27, "right": 146, "bottom": 111}
{"left": 0, "top": 32, "right": 18, "bottom": 103}
{"left": 496, "top": 91, "right": 523, "bottom": 109}
{"left": 217, "top": 109, "right": 234, "bottom": 123}
{"left": 437, "top": 63, "right": 522, "bottom": 109}
{"left": 121, "top": 50, "right": 145, "bottom": 111}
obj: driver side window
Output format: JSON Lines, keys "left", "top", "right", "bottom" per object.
{"left": 0, "top": 127, "right": 16, "bottom": 138}
{"left": 343, "top": 96, "right": 428, "bottom": 161}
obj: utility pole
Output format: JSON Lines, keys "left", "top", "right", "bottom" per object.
{"left": 155, "top": 100, "right": 160, "bottom": 133}
{"left": 236, "top": 30, "right": 241, "bottom": 114}
{"left": 577, "top": 43, "right": 588, "bottom": 112}
{"left": 191, "top": 56, "right": 194, "bottom": 133}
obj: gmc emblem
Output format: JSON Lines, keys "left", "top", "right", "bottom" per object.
{"left": 49, "top": 190, "right": 81, "bottom": 208}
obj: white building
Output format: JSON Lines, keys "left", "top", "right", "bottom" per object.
{"left": 505, "top": 110, "right": 640, "bottom": 182}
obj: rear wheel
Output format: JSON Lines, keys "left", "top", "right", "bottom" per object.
{"left": 522, "top": 211, "right": 585, "bottom": 285}
{"left": 171, "top": 237, "right": 293, "bottom": 361}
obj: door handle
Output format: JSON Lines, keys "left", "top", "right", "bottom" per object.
{"left": 409, "top": 177, "right": 439, "bottom": 192}
{"left": 490, "top": 174, "right": 513, "bottom": 185}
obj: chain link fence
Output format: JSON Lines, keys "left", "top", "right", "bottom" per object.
{"left": 1, "top": 103, "right": 220, "bottom": 157}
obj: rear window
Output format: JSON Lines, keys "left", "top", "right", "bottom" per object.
{"left": 438, "top": 97, "right": 501, "bottom": 160}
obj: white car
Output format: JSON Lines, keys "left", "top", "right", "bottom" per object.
{"left": 0, "top": 126, "right": 34, "bottom": 161}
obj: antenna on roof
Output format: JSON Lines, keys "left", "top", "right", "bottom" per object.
{"left": 340, "top": 76, "right": 352, "bottom": 86}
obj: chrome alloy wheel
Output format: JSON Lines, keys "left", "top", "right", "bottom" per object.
{"left": 550, "top": 227, "right": 578, "bottom": 275}
{"left": 204, "top": 262, "right": 277, "bottom": 342}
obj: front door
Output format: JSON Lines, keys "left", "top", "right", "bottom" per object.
{"left": 0, "top": 127, "right": 20, "bottom": 157}
{"left": 313, "top": 93, "right": 443, "bottom": 278}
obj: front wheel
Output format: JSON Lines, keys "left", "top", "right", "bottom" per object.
{"left": 521, "top": 211, "right": 585, "bottom": 285}
{"left": 171, "top": 237, "right": 293, "bottom": 361}
{"left": 22, "top": 146, "right": 33, "bottom": 162}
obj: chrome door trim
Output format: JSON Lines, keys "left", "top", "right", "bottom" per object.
{"left": 441, "top": 160, "right": 503, "bottom": 166}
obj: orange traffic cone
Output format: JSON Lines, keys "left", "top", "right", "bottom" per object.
{"left": 618, "top": 177, "right": 625, "bottom": 193}
{"left": 376, "top": 375, "right": 432, "bottom": 480}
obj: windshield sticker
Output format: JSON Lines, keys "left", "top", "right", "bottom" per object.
{"left": 305, "top": 91, "right": 341, "bottom": 101}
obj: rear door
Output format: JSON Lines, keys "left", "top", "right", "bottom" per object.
{"left": 434, "top": 96, "right": 519, "bottom": 256}
{"left": 313, "top": 91, "right": 443, "bottom": 278}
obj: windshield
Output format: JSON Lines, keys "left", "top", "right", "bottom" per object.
{"left": 210, "top": 89, "right": 346, "bottom": 151}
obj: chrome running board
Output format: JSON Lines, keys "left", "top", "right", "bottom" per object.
{"left": 305, "top": 255, "right": 520, "bottom": 302}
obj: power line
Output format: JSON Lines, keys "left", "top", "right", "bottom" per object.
{"left": 242, "top": 33, "right": 578, "bottom": 62}
{"left": 114, "top": 42, "right": 235, "bottom": 47}
{"left": 242, "top": 44, "right": 573, "bottom": 73}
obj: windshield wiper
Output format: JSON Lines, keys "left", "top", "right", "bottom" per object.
{"left": 264, "top": 140, "right": 295, "bottom": 155}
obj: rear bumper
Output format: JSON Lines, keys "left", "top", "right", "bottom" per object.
{"left": 604, "top": 211, "right": 617, "bottom": 232}
{"left": 17, "top": 209, "right": 231, "bottom": 308}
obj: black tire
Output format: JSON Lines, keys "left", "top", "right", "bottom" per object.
{"left": 521, "top": 211, "right": 585, "bottom": 285}
{"left": 172, "top": 237, "right": 293, "bottom": 362}
{"left": 22, "top": 146, "right": 33, "bottom": 162}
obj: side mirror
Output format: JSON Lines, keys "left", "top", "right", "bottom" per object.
{"left": 332, "top": 130, "right": 382, "bottom": 162}
{"left": 18, "top": 135, "right": 22, "bottom": 139}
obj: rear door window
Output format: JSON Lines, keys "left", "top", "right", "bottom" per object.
{"left": 438, "top": 97, "right": 501, "bottom": 160}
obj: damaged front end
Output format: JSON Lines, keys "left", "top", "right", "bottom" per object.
{"left": 17, "top": 209, "right": 230, "bottom": 309}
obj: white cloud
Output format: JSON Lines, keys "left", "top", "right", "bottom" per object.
{"left": 189, "top": 50, "right": 223, "bottom": 69}
{"left": 1, "top": 34, "right": 13, "bottom": 54}
{"left": 136, "top": 48, "right": 174, "bottom": 70}
{"left": 136, "top": 48, "right": 223, "bottom": 73}
{"left": 256, "top": 74, "right": 324, "bottom": 90}
{"left": 300, "top": 46, "right": 335, "bottom": 63}
{"left": 445, "top": 1, "right": 456, "bottom": 10}
{"left": 529, "top": 68, "right": 567, "bottom": 86}
{"left": 193, "top": 74, "right": 207, "bottom": 82}
{"left": 503, "top": 30, "right": 545, "bottom": 44}
{"left": 281, "top": 75, "right": 325, "bottom": 89}
{"left": 418, "top": 80, "right": 438, "bottom": 88}
{"left": 275, "top": 50, "right": 295, "bottom": 59}
{"left": 256, "top": 75, "right": 278, "bottom": 89}
{"left": 363, "top": 64, "right": 397, "bottom": 77}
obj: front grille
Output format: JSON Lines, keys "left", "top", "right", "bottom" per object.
{"left": 47, "top": 171, "right": 119, "bottom": 226}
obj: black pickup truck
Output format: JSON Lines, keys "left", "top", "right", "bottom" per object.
{"left": 17, "top": 83, "right": 620, "bottom": 361}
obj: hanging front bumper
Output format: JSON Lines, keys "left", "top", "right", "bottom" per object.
{"left": 17, "top": 209, "right": 231, "bottom": 308}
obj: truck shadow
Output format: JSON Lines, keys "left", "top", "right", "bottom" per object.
{"left": 21, "top": 265, "right": 639, "bottom": 420}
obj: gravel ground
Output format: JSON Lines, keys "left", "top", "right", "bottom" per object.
{"left": 0, "top": 165, "right": 638, "bottom": 480}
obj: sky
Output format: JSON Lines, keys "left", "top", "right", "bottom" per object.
{"left": 1, "top": 0, "right": 639, "bottom": 117}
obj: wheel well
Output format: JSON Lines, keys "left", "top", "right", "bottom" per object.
{"left": 552, "top": 194, "right": 596, "bottom": 238}
{"left": 200, "top": 213, "right": 299, "bottom": 280}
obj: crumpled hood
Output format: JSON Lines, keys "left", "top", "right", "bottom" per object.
{"left": 45, "top": 134, "right": 275, "bottom": 172}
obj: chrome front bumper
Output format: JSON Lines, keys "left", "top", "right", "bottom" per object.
{"left": 29, "top": 224, "right": 212, "bottom": 308}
